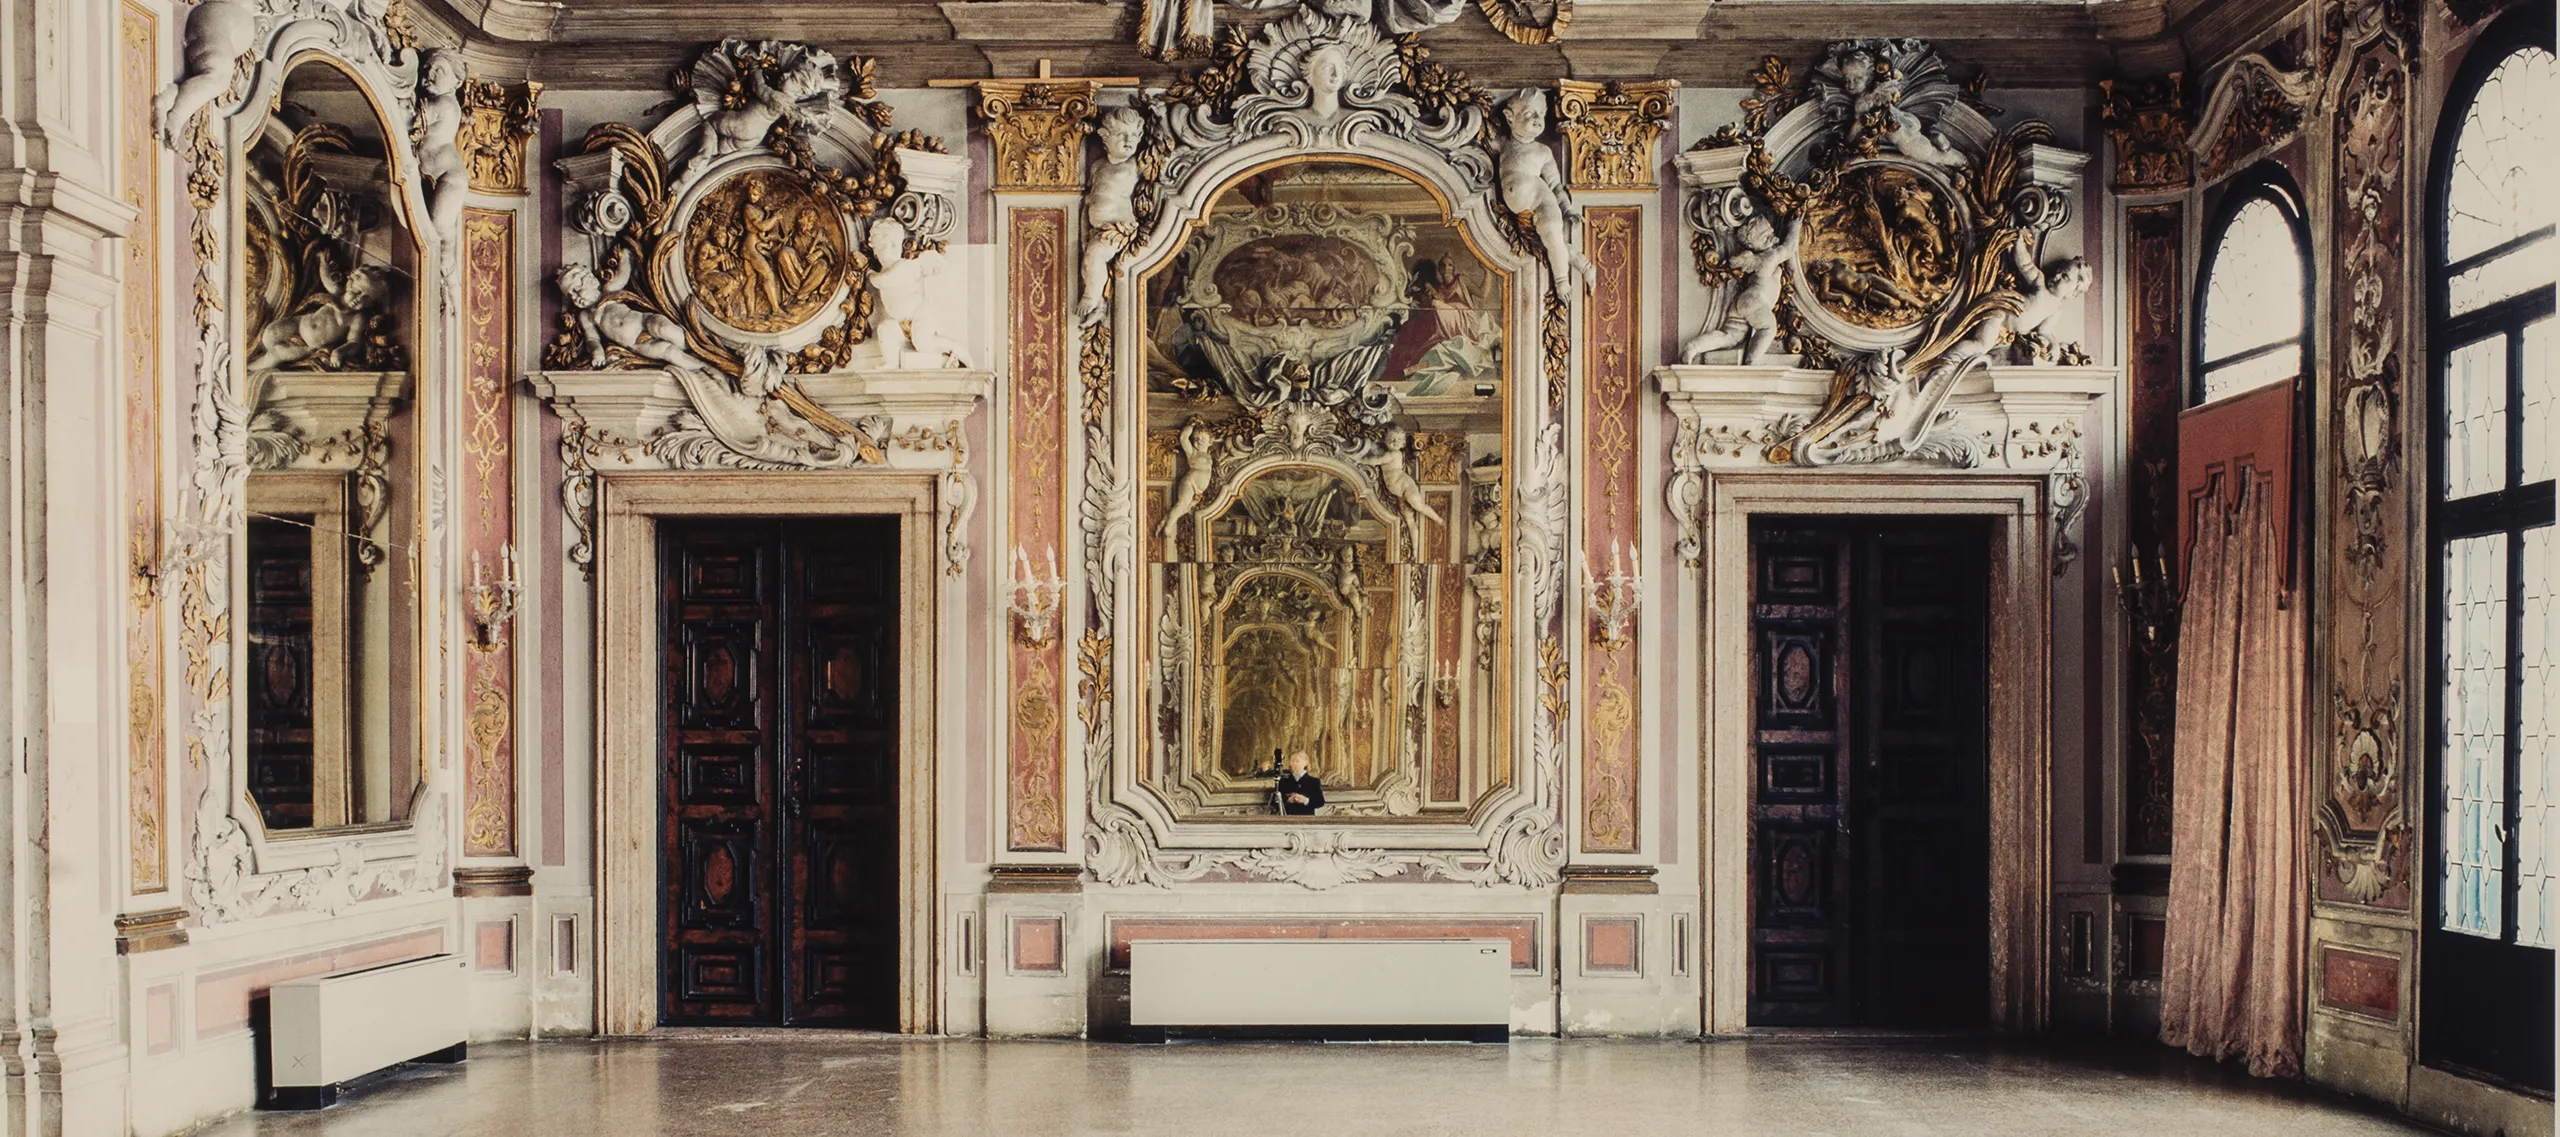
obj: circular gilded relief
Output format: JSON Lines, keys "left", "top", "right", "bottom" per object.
{"left": 1211, "top": 234, "right": 1382, "bottom": 330}
{"left": 682, "top": 168, "right": 849, "bottom": 336}
{"left": 1797, "top": 164, "right": 1963, "bottom": 332}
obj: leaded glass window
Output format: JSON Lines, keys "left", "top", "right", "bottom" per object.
{"left": 2431, "top": 41, "right": 2558, "bottom": 951}
{"left": 2195, "top": 187, "right": 2309, "bottom": 405}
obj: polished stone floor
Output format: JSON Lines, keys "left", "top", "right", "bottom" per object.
{"left": 197, "top": 1033, "right": 2433, "bottom": 1136}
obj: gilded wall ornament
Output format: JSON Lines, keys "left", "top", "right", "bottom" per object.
{"left": 972, "top": 79, "right": 1102, "bottom": 192}
{"left": 1797, "top": 163, "right": 1962, "bottom": 331}
{"left": 1476, "top": 0, "right": 1571, "bottom": 44}
{"left": 2099, "top": 73, "right": 2193, "bottom": 193}
{"left": 1552, "top": 79, "right": 1676, "bottom": 191}
{"left": 1679, "top": 38, "right": 2092, "bottom": 471}
{"left": 544, "top": 39, "right": 962, "bottom": 471}
{"left": 681, "top": 168, "right": 854, "bottom": 336}
{"left": 458, "top": 76, "right": 542, "bottom": 195}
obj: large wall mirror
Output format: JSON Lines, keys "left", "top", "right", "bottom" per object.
{"left": 1140, "top": 159, "right": 1514, "bottom": 822}
{"left": 237, "top": 57, "right": 423, "bottom": 833}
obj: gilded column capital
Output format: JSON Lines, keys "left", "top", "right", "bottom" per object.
{"left": 458, "top": 78, "right": 543, "bottom": 195}
{"left": 972, "top": 79, "right": 1107, "bottom": 193}
{"left": 2098, "top": 74, "right": 2192, "bottom": 194}
{"left": 1553, "top": 79, "right": 1677, "bottom": 192}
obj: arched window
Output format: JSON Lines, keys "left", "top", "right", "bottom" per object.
{"left": 2422, "top": 10, "right": 2556, "bottom": 1094}
{"left": 2193, "top": 175, "right": 2311, "bottom": 405}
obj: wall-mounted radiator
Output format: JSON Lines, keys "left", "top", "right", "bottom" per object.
{"left": 266, "top": 954, "right": 468, "bottom": 1109}
{"left": 1128, "top": 938, "right": 1511, "bottom": 1042}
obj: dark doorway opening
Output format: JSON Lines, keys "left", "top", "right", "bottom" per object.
{"left": 1746, "top": 517, "right": 1993, "bottom": 1027}
{"left": 658, "top": 517, "right": 901, "bottom": 1028}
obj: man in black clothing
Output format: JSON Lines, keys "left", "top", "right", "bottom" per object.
{"left": 1277, "top": 750, "right": 1324, "bottom": 815}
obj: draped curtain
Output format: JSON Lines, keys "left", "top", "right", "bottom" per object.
{"left": 2159, "top": 471, "right": 2306, "bottom": 1077}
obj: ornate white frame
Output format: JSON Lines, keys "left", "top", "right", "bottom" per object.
{"left": 1076, "top": 11, "right": 1573, "bottom": 890}
{"left": 159, "top": 1, "right": 457, "bottom": 924}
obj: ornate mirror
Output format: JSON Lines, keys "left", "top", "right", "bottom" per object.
{"left": 1140, "top": 159, "right": 1513, "bottom": 822}
{"left": 237, "top": 56, "right": 424, "bottom": 832}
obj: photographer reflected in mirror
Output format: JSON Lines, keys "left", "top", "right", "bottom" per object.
{"left": 1276, "top": 750, "right": 1325, "bottom": 816}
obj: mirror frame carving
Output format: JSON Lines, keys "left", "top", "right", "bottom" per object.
{"left": 1078, "top": 11, "right": 1573, "bottom": 890}
{"left": 158, "top": 2, "right": 453, "bottom": 923}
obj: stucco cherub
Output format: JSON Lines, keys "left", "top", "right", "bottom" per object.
{"left": 153, "top": 0, "right": 256, "bottom": 144}
{"left": 1496, "top": 91, "right": 1590, "bottom": 293}
{"left": 1364, "top": 425, "right": 1444, "bottom": 525}
{"left": 1945, "top": 242, "right": 2092, "bottom": 367}
{"left": 681, "top": 43, "right": 839, "bottom": 190}
{"left": 1680, "top": 211, "right": 1802, "bottom": 364}
{"left": 1077, "top": 107, "right": 1147, "bottom": 328}
{"left": 866, "top": 216, "right": 967, "bottom": 368}
{"left": 246, "top": 254, "right": 391, "bottom": 373}
{"left": 415, "top": 50, "right": 469, "bottom": 255}
{"left": 1156, "top": 419, "right": 1217, "bottom": 540}
{"left": 557, "top": 251, "right": 715, "bottom": 375}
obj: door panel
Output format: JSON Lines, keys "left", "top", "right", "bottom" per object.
{"left": 1748, "top": 528, "right": 1855, "bottom": 1024}
{"left": 1856, "top": 526, "right": 1989, "bottom": 1027}
{"left": 1748, "top": 519, "right": 1989, "bottom": 1028}
{"left": 660, "top": 518, "right": 901, "bottom": 1028}
{"left": 661, "top": 524, "right": 782, "bottom": 1024}
{"left": 782, "top": 521, "right": 900, "bottom": 1027}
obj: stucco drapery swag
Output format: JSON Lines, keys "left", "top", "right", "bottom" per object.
{"left": 2160, "top": 472, "right": 2306, "bottom": 1077}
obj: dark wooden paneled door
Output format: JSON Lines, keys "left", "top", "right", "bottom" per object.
{"left": 660, "top": 517, "right": 901, "bottom": 1028}
{"left": 1747, "top": 518, "right": 1990, "bottom": 1027}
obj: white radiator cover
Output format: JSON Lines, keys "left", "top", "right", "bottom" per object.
{"left": 1129, "top": 939, "right": 1511, "bottom": 1027}
{"left": 269, "top": 954, "right": 467, "bottom": 1089}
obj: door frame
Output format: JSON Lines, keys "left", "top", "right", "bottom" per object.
{"left": 1700, "top": 473, "right": 2053, "bottom": 1034}
{"left": 593, "top": 471, "right": 941, "bottom": 1035}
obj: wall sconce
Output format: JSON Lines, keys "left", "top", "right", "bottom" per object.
{"left": 2110, "top": 544, "right": 2181, "bottom": 652}
{"left": 1008, "top": 545, "right": 1066, "bottom": 648}
{"left": 1581, "top": 539, "right": 1642, "bottom": 652}
{"left": 467, "top": 544, "right": 523, "bottom": 651}
{"left": 1432, "top": 663, "right": 1458, "bottom": 708}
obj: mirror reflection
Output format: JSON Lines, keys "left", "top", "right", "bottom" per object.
{"left": 1142, "top": 160, "right": 1512, "bottom": 821}
{"left": 240, "top": 59, "right": 421, "bottom": 832}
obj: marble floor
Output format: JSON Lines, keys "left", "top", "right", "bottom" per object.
{"left": 195, "top": 1033, "right": 2435, "bottom": 1136}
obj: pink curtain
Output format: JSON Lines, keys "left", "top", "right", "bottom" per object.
{"left": 2159, "top": 472, "right": 2305, "bottom": 1077}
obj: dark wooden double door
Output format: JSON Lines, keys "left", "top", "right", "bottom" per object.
{"left": 1748, "top": 518, "right": 1991, "bottom": 1027}
{"left": 660, "top": 518, "right": 901, "bottom": 1028}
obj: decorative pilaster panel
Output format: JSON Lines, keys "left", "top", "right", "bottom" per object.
{"left": 1579, "top": 206, "right": 1641, "bottom": 854}
{"left": 119, "top": 0, "right": 167, "bottom": 894}
{"left": 1007, "top": 208, "right": 1070, "bottom": 852}
{"left": 1553, "top": 81, "right": 1676, "bottom": 191}
{"left": 461, "top": 208, "right": 519, "bottom": 857}
{"left": 2317, "top": 34, "right": 2413, "bottom": 911}
{"left": 974, "top": 82, "right": 1102, "bottom": 192}
{"left": 2122, "top": 203, "right": 2182, "bottom": 858}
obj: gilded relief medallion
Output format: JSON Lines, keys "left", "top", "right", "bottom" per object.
{"left": 1796, "top": 163, "right": 1961, "bottom": 331}
{"left": 681, "top": 168, "right": 849, "bottom": 335}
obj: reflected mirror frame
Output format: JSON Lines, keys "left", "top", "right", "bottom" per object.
{"left": 233, "top": 51, "right": 433, "bottom": 838}
{"left": 1136, "top": 155, "right": 1520, "bottom": 824}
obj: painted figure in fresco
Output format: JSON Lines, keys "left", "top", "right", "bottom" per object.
{"left": 417, "top": 50, "right": 470, "bottom": 257}
{"left": 1680, "top": 212, "right": 1801, "bottom": 364}
{"left": 1077, "top": 108, "right": 1147, "bottom": 327}
{"left": 1386, "top": 258, "right": 1497, "bottom": 394}
{"left": 866, "top": 216, "right": 966, "bottom": 368}
{"left": 1277, "top": 749, "right": 1326, "bottom": 815}
{"left": 1496, "top": 91, "right": 1589, "bottom": 293}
